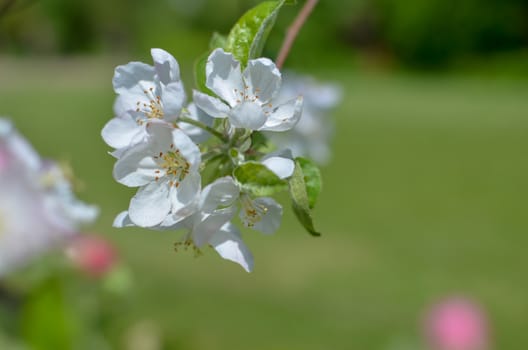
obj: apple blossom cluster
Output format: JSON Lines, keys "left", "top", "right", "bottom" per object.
{"left": 0, "top": 118, "right": 98, "bottom": 276}
{"left": 102, "top": 48, "right": 309, "bottom": 272}
{"left": 100, "top": 0, "right": 329, "bottom": 272}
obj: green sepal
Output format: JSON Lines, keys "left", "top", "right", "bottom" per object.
{"left": 233, "top": 161, "right": 288, "bottom": 196}
{"left": 296, "top": 157, "right": 322, "bottom": 209}
{"left": 225, "top": 0, "right": 286, "bottom": 67}
{"left": 289, "top": 159, "right": 321, "bottom": 236}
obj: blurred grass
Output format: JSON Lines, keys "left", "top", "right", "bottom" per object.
{"left": 1, "top": 57, "right": 527, "bottom": 349}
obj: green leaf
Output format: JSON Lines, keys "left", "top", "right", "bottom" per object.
{"left": 234, "top": 161, "right": 288, "bottom": 196}
{"left": 194, "top": 51, "right": 214, "bottom": 95}
{"left": 225, "top": 0, "right": 285, "bottom": 67}
{"left": 289, "top": 159, "right": 321, "bottom": 236}
{"left": 296, "top": 157, "right": 322, "bottom": 209}
{"left": 249, "top": 131, "right": 269, "bottom": 150}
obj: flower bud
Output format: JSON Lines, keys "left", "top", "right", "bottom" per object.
{"left": 68, "top": 235, "right": 117, "bottom": 278}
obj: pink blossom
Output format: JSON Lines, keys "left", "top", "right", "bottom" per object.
{"left": 424, "top": 297, "right": 490, "bottom": 350}
{"left": 68, "top": 235, "right": 117, "bottom": 278}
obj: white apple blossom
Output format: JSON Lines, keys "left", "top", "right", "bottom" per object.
{"left": 265, "top": 73, "right": 342, "bottom": 165}
{"left": 193, "top": 48, "right": 303, "bottom": 132}
{"left": 0, "top": 118, "right": 97, "bottom": 276}
{"left": 113, "top": 48, "right": 185, "bottom": 121}
{"left": 174, "top": 176, "right": 254, "bottom": 272}
{"left": 102, "top": 42, "right": 329, "bottom": 273}
{"left": 238, "top": 195, "right": 282, "bottom": 235}
{"left": 114, "top": 176, "right": 254, "bottom": 272}
{"left": 236, "top": 153, "right": 292, "bottom": 235}
{"left": 102, "top": 49, "right": 213, "bottom": 153}
{"left": 113, "top": 122, "right": 201, "bottom": 228}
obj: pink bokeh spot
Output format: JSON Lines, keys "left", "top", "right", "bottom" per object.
{"left": 68, "top": 235, "right": 117, "bottom": 278}
{"left": 424, "top": 297, "right": 489, "bottom": 350}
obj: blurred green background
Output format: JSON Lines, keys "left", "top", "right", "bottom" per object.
{"left": 1, "top": 0, "right": 528, "bottom": 349}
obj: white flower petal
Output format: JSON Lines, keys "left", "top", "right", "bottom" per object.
{"left": 158, "top": 215, "right": 189, "bottom": 230}
{"left": 169, "top": 173, "right": 201, "bottom": 218}
{"left": 243, "top": 58, "right": 281, "bottom": 103}
{"left": 113, "top": 82, "right": 160, "bottom": 117}
{"left": 113, "top": 143, "right": 159, "bottom": 187}
{"left": 260, "top": 96, "right": 303, "bottom": 132}
{"left": 101, "top": 113, "right": 142, "bottom": 149}
{"left": 151, "top": 48, "right": 181, "bottom": 85}
{"left": 144, "top": 120, "right": 174, "bottom": 147}
{"left": 261, "top": 156, "right": 294, "bottom": 179}
{"left": 191, "top": 207, "right": 236, "bottom": 248}
{"left": 0, "top": 118, "right": 41, "bottom": 171}
{"left": 129, "top": 181, "right": 171, "bottom": 227}
{"left": 199, "top": 176, "right": 240, "bottom": 212}
{"left": 205, "top": 49, "right": 244, "bottom": 106}
{"left": 176, "top": 130, "right": 201, "bottom": 170}
{"left": 210, "top": 223, "right": 254, "bottom": 272}
{"left": 113, "top": 211, "right": 135, "bottom": 227}
{"left": 113, "top": 62, "right": 155, "bottom": 94}
{"left": 229, "top": 102, "right": 267, "bottom": 130}
{"left": 192, "top": 90, "right": 230, "bottom": 118}
{"left": 241, "top": 197, "right": 282, "bottom": 235}
{"left": 161, "top": 82, "right": 186, "bottom": 120}
{"left": 179, "top": 103, "right": 213, "bottom": 143}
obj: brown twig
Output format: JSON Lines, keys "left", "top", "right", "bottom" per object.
{"left": 276, "top": 0, "right": 319, "bottom": 69}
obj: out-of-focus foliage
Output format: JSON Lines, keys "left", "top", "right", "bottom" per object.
{"left": 373, "top": 0, "right": 528, "bottom": 67}
{"left": 0, "top": 0, "right": 527, "bottom": 68}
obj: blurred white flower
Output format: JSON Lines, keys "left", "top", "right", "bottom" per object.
{"left": 265, "top": 73, "right": 342, "bottom": 165}
{"left": 113, "top": 122, "right": 201, "bottom": 228}
{"left": 193, "top": 48, "right": 303, "bottom": 131}
{"left": 0, "top": 118, "right": 98, "bottom": 276}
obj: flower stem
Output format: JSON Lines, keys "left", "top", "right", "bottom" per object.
{"left": 276, "top": 0, "right": 319, "bottom": 69}
{"left": 179, "top": 116, "right": 228, "bottom": 142}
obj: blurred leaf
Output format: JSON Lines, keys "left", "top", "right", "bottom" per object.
{"left": 289, "top": 159, "right": 321, "bottom": 236}
{"left": 102, "top": 265, "right": 133, "bottom": 295}
{"left": 21, "top": 277, "right": 77, "bottom": 350}
{"left": 225, "top": 0, "right": 286, "bottom": 67}
{"left": 233, "top": 161, "right": 287, "bottom": 196}
{"left": 296, "top": 157, "right": 322, "bottom": 209}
